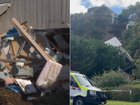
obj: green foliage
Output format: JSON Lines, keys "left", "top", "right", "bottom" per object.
{"left": 104, "top": 84, "right": 140, "bottom": 102}
{"left": 133, "top": 59, "right": 140, "bottom": 79}
{"left": 71, "top": 5, "right": 112, "bottom": 40}
{"left": 89, "top": 26, "right": 103, "bottom": 39}
{"left": 121, "top": 2, "right": 140, "bottom": 22}
{"left": 118, "top": 85, "right": 140, "bottom": 102}
{"left": 122, "top": 28, "right": 133, "bottom": 42}
{"left": 71, "top": 13, "right": 86, "bottom": 36}
{"left": 71, "top": 35, "right": 126, "bottom": 77}
{"left": 120, "top": 2, "right": 140, "bottom": 60}
{"left": 128, "top": 80, "right": 140, "bottom": 85}
{"left": 92, "top": 5, "right": 112, "bottom": 28}
{"left": 133, "top": 22, "right": 140, "bottom": 33}
{"left": 117, "top": 2, "right": 140, "bottom": 58}
{"left": 71, "top": 35, "right": 97, "bottom": 76}
{"left": 117, "top": 13, "right": 128, "bottom": 23}
{"left": 91, "top": 70, "right": 140, "bottom": 102}
{"left": 91, "top": 69, "right": 127, "bottom": 87}
{"left": 125, "top": 36, "right": 140, "bottom": 58}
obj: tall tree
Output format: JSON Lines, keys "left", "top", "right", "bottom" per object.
{"left": 71, "top": 35, "right": 126, "bottom": 77}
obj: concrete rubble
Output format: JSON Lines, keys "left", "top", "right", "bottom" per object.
{"left": 0, "top": 18, "right": 69, "bottom": 100}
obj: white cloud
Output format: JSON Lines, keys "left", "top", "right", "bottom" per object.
{"left": 70, "top": 0, "right": 140, "bottom": 14}
{"left": 88, "top": 0, "right": 140, "bottom": 8}
{"left": 70, "top": 0, "right": 87, "bottom": 14}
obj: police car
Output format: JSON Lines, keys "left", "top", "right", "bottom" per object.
{"left": 70, "top": 71, "right": 107, "bottom": 105}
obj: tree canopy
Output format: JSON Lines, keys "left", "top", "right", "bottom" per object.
{"left": 71, "top": 5, "right": 112, "bottom": 40}
{"left": 71, "top": 35, "right": 126, "bottom": 77}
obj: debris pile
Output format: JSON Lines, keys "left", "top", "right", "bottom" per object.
{"left": 0, "top": 18, "right": 69, "bottom": 100}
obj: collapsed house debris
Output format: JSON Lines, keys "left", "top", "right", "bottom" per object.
{"left": 0, "top": 18, "right": 69, "bottom": 99}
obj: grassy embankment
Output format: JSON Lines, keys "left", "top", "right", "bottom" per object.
{"left": 102, "top": 101, "right": 140, "bottom": 105}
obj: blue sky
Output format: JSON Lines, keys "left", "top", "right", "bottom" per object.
{"left": 70, "top": 0, "right": 140, "bottom": 14}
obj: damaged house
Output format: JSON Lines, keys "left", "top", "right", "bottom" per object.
{"left": 0, "top": 0, "right": 70, "bottom": 100}
{"left": 105, "top": 37, "right": 134, "bottom": 73}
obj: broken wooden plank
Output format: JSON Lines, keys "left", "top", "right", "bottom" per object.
{"left": 11, "top": 41, "right": 17, "bottom": 55}
{"left": 0, "top": 59, "right": 32, "bottom": 64}
{"left": 67, "top": 23, "right": 70, "bottom": 28}
{"left": 47, "top": 38, "right": 64, "bottom": 56}
{"left": 19, "top": 54, "right": 42, "bottom": 60}
{"left": 0, "top": 55, "right": 12, "bottom": 70}
{"left": 19, "top": 54, "right": 46, "bottom": 64}
{"left": 12, "top": 18, "right": 53, "bottom": 61}
{"left": 0, "top": 32, "right": 7, "bottom": 38}
{"left": 11, "top": 40, "right": 26, "bottom": 60}
{"left": 11, "top": 40, "right": 28, "bottom": 56}
{"left": 21, "top": 21, "right": 29, "bottom": 31}
{"left": 64, "top": 39, "right": 69, "bottom": 48}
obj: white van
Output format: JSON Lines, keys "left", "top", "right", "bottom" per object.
{"left": 70, "top": 72, "right": 107, "bottom": 105}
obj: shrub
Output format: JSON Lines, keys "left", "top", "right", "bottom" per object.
{"left": 106, "top": 85, "right": 140, "bottom": 102}
{"left": 91, "top": 69, "right": 128, "bottom": 87}
{"left": 133, "top": 59, "right": 140, "bottom": 79}
{"left": 128, "top": 79, "right": 140, "bottom": 85}
{"left": 119, "top": 85, "right": 140, "bottom": 102}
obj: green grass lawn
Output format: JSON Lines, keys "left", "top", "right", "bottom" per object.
{"left": 104, "top": 101, "right": 140, "bottom": 105}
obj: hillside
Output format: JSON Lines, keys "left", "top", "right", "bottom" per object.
{"left": 71, "top": 2, "right": 140, "bottom": 79}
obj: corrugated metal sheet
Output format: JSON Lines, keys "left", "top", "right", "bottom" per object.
{"left": 0, "top": 0, "right": 70, "bottom": 33}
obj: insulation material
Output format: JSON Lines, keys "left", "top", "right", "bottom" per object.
{"left": 15, "top": 79, "right": 37, "bottom": 94}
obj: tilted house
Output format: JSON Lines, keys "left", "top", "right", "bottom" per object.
{"left": 105, "top": 37, "right": 134, "bottom": 72}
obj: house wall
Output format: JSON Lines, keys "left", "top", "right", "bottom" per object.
{"left": 111, "top": 11, "right": 118, "bottom": 24}
{"left": 88, "top": 7, "right": 118, "bottom": 24}
{"left": 87, "top": 7, "right": 97, "bottom": 13}
{"left": 129, "top": 21, "right": 135, "bottom": 26}
{"left": 0, "top": 0, "right": 70, "bottom": 33}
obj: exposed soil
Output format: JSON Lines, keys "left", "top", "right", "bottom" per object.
{"left": 0, "top": 80, "right": 69, "bottom": 105}
{"left": 103, "top": 26, "right": 114, "bottom": 41}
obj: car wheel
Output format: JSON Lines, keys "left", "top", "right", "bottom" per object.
{"left": 73, "top": 97, "right": 85, "bottom": 105}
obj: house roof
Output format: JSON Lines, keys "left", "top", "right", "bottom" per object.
{"left": 105, "top": 37, "right": 122, "bottom": 47}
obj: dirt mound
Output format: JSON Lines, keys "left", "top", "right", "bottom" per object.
{"left": 0, "top": 80, "right": 69, "bottom": 105}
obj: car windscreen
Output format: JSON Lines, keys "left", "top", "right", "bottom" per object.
{"left": 74, "top": 75, "right": 93, "bottom": 87}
